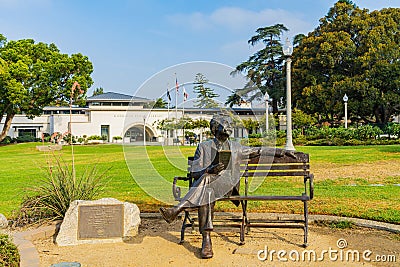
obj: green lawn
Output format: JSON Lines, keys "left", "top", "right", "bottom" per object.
{"left": 0, "top": 143, "right": 399, "bottom": 224}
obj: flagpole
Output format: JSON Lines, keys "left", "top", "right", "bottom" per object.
{"left": 175, "top": 74, "right": 178, "bottom": 121}
{"left": 182, "top": 85, "right": 186, "bottom": 146}
{"left": 167, "top": 83, "right": 170, "bottom": 120}
{"left": 175, "top": 73, "right": 178, "bottom": 140}
{"left": 182, "top": 85, "right": 185, "bottom": 117}
{"left": 167, "top": 83, "right": 170, "bottom": 141}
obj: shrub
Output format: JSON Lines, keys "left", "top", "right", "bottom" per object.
{"left": 87, "top": 135, "right": 103, "bottom": 140}
{"left": 392, "top": 123, "right": 400, "bottom": 138}
{"left": 0, "top": 234, "right": 20, "bottom": 267}
{"left": 63, "top": 133, "right": 77, "bottom": 144}
{"left": 15, "top": 135, "right": 38, "bottom": 143}
{"left": 330, "top": 127, "right": 355, "bottom": 140}
{"left": 306, "top": 139, "right": 336, "bottom": 146}
{"left": 275, "top": 130, "right": 286, "bottom": 139}
{"left": 248, "top": 133, "right": 262, "bottom": 138}
{"left": 384, "top": 123, "right": 400, "bottom": 138}
{"left": 293, "top": 134, "right": 307, "bottom": 145}
{"left": 355, "top": 125, "right": 382, "bottom": 140}
{"left": 304, "top": 126, "right": 325, "bottom": 140}
{"left": 112, "top": 136, "right": 122, "bottom": 140}
{"left": 0, "top": 136, "right": 14, "bottom": 144}
{"left": 20, "top": 155, "right": 109, "bottom": 221}
{"left": 275, "top": 137, "right": 286, "bottom": 146}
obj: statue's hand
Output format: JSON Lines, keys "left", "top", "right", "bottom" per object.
{"left": 207, "top": 163, "right": 224, "bottom": 174}
{"left": 249, "top": 148, "right": 261, "bottom": 158}
{"left": 285, "top": 150, "right": 297, "bottom": 159}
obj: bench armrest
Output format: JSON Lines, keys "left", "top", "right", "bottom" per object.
{"left": 173, "top": 176, "right": 190, "bottom": 201}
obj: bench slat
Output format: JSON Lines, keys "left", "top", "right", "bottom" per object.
{"left": 220, "top": 195, "right": 310, "bottom": 201}
{"left": 242, "top": 164, "right": 310, "bottom": 170}
{"left": 243, "top": 171, "right": 310, "bottom": 177}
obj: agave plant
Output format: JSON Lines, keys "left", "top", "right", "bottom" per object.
{"left": 32, "top": 155, "right": 109, "bottom": 220}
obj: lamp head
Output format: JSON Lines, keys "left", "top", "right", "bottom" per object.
{"left": 282, "top": 38, "right": 293, "bottom": 56}
{"left": 343, "top": 94, "right": 348, "bottom": 102}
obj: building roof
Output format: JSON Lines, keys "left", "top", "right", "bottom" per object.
{"left": 86, "top": 92, "right": 151, "bottom": 102}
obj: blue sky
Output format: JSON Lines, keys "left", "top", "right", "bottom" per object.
{"left": 0, "top": 0, "right": 399, "bottom": 101}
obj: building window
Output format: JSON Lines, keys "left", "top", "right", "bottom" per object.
{"left": 101, "top": 125, "right": 110, "bottom": 142}
{"left": 18, "top": 129, "right": 36, "bottom": 138}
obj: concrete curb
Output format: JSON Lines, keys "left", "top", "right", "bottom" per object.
{"left": 12, "top": 223, "right": 60, "bottom": 267}
{"left": 12, "top": 213, "right": 400, "bottom": 267}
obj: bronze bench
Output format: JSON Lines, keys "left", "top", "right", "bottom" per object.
{"left": 173, "top": 151, "right": 314, "bottom": 247}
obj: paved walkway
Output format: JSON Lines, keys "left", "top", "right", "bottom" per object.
{"left": 12, "top": 213, "right": 400, "bottom": 267}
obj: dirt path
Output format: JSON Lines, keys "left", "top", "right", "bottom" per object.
{"left": 33, "top": 217, "right": 399, "bottom": 267}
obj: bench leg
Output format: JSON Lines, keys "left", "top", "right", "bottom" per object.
{"left": 240, "top": 200, "right": 248, "bottom": 245}
{"left": 303, "top": 200, "right": 309, "bottom": 247}
{"left": 180, "top": 210, "right": 194, "bottom": 244}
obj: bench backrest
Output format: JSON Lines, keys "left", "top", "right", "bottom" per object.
{"left": 178, "top": 151, "right": 313, "bottom": 201}
{"left": 188, "top": 151, "right": 310, "bottom": 178}
{"left": 241, "top": 151, "right": 310, "bottom": 178}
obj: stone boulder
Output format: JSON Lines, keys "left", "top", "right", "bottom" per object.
{"left": 56, "top": 198, "right": 140, "bottom": 246}
{"left": 0, "top": 213, "right": 8, "bottom": 229}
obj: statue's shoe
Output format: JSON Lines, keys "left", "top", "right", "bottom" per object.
{"left": 201, "top": 232, "right": 214, "bottom": 259}
{"left": 159, "top": 207, "right": 178, "bottom": 223}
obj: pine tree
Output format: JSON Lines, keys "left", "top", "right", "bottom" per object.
{"left": 193, "top": 73, "right": 220, "bottom": 108}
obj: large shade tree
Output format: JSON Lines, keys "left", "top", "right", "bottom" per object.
{"left": 292, "top": 1, "right": 400, "bottom": 124}
{"left": 228, "top": 24, "right": 288, "bottom": 113}
{"left": 0, "top": 36, "right": 93, "bottom": 142}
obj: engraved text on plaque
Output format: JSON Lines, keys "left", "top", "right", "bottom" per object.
{"left": 78, "top": 204, "right": 124, "bottom": 239}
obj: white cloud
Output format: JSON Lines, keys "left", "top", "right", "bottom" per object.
{"left": 0, "top": 0, "right": 50, "bottom": 8}
{"left": 167, "top": 6, "right": 313, "bottom": 67}
{"left": 167, "top": 11, "right": 211, "bottom": 31}
{"left": 167, "top": 6, "right": 312, "bottom": 36}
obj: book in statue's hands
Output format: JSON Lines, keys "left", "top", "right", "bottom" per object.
{"left": 213, "top": 150, "right": 231, "bottom": 170}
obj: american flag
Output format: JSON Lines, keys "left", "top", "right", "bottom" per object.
{"left": 175, "top": 77, "right": 179, "bottom": 92}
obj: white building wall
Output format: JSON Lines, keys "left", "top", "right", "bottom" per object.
{"left": 52, "top": 114, "right": 89, "bottom": 135}
{"left": 1, "top": 115, "right": 50, "bottom": 138}
{"left": 2, "top": 106, "right": 253, "bottom": 142}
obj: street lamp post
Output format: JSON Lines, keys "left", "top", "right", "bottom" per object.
{"left": 283, "top": 38, "right": 295, "bottom": 151}
{"left": 264, "top": 92, "right": 269, "bottom": 134}
{"left": 343, "top": 94, "right": 348, "bottom": 129}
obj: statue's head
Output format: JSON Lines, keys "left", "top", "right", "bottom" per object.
{"left": 210, "top": 113, "right": 233, "bottom": 141}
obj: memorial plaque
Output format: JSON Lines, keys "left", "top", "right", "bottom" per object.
{"left": 78, "top": 204, "right": 124, "bottom": 239}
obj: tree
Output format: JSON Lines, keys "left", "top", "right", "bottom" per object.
{"left": 228, "top": 24, "right": 288, "bottom": 113}
{"left": 193, "top": 73, "right": 220, "bottom": 108}
{"left": 152, "top": 98, "right": 168, "bottom": 108}
{"left": 241, "top": 118, "right": 259, "bottom": 135}
{"left": 155, "top": 118, "right": 175, "bottom": 132}
{"left": 0, "top": 36, "right": 93, "bottom": 142}
{"left": 92, "top": 87, "right": 104, "bottom": 96}
{"left": 292, "top": 1, "right": 400, "bottom": 124}
{"left": 191, "top": 118, "right": 210, "bottom": 141}
{"left": 0, "top": 35, "right": 5, "bottom": 75}
{"left": 225, "top": 93, "right": 242, "bottom": 107}
{"left": 292, "top": 108, "right": 317, "bottom": 134}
